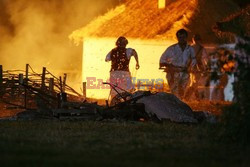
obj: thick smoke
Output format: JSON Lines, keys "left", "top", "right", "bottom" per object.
{"left": 0, "top": 0, "right": 118, "bottom": 89}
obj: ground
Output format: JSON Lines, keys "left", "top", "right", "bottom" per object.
{"left": 0, "top": 120, "right": 249, "bottom": 167}
{"left": 0, "top": 100, "right": 248, "bottom": 167}
{"left": 187, "top": 100, "right": 232, "bottom": 115}
{"left": 0, "top": 101, "right": 246, "bottom": 167}
{"left": 0, "top": 100, "right": 231, "bottom": 118}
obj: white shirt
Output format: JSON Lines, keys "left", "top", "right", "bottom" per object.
{"left": 160, "top": 44, "right": 196, "bottom": 68}
{"left": 105, "top": 48, "right": 136, "bottom": 62}
{"left": 192, "top": 44, "right": 208, "bottom": 70}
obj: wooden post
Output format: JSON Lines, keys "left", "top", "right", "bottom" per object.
{"left": 0, "top": 65, "right": 2, "bottom": 95}
{"left": 137, "top": 81, "right": 141, "bottom": 90}
{"left": 24, "top": 64, "right": 29, "bottom": 109}
{"left": 49, "top": 78, "right": 54, "bottom": 93}
{"left": 25, "top": 64, "right": 29, "bottom": 81}
{"left": 41, "top": 67, "right": 46, "bottom": 90}
{"left": 0, "top": 65, "right": 3, "bottom": 87}
{"left": 48, "top": 77, "right": 54, "bottom": 107}
{"left": 18, "top": 74, "right": 24, "bottom": 85}
{"left": 10, "top": 77, "right": 15, "bottom": 97}
{"left": 59, "top": 76, "right": 63, "bottom": 93}
{"left": 63, "top": 73, "right": 67, "bottom": 92}
{"left": 83, "top": 82, "right": 86, "bottom": 97}
{"left": 161, "top": 80, "right": 164, "bottom": 92}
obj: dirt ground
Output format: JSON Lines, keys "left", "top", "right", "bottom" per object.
{"left": 0, "top": 99, "right": 231, "bottom": 118}
{"left": 187, "top": 100, "right": 232, "bottom": 115}
{"left": 0, "top": 103, "right": 24, "bottom": 118}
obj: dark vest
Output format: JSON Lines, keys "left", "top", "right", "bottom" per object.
{"left": 110, "top": 47, "right": 130, "bottom": 72}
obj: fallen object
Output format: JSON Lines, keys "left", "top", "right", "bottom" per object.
{"left": 134, "top": 92, "right": 198, "bottom": 123}
{"left": 110, "top": 91, "right": 216, "bottom": 123}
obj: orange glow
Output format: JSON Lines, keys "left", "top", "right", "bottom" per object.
{"left": 70, "top": 0, "right": 198, "bottom": 44}
{"left": 223, "top": 61, "right": 236, "bottom": 72}
{"left": 82, "top": 38, "right": 175, "bottom": 99}
{"left": 158, "top": 0, "right": 166, "bottom": 9}
{"left": 70, "top": 0, "right": 199, "bottom": 99}
{"left": 190, "top": 73, "right": 195, "bottom": 87}
{"left": 0, "top": 0, "right": 118, "bottom": 95}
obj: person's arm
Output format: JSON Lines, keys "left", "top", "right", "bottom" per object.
{"left": 105, "top": 51, "right": 111, "bottom": 62}
{"left": 131, "top": 49, "right": 140, "bottom": 70}
{"left": 159, "top": 48, "right": 171, "bottom": 68}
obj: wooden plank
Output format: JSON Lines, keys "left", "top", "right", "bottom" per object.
{"left": 49, "top": 78, "right": 54, "bottom": 92}
{"left": 24, "top": 64, "right": 29, "bottom": 109}
{"left": 25, "top": 64, "right": 29, "bottom": 81}
{"left": 59, "top": 76, "right": 63, "bottom": 92}
{"left": 63, "top": 73, "right": 67, "bottom": 92}
{"left": 18, "top": 74, "right": 24, "bottom": 84}
{"left": 41, "top": 67, "right": 46, "bottom": 90}
{"left": 83, "top": 82, "right": 86, "bottom": 97}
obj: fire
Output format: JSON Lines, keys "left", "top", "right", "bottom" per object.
{"left": 70, "top": 0, "right": 199, "bottom": 99}
{"left": 0, "top": 0, "right": 118, "bottom": 96}
{"left": 70, "top": 0, "right": 198, "bottom": 43}
{"left": 82, "top": 37, "right": 175, "bottom": 99}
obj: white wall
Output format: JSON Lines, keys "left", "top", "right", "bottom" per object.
{"left": 82, "top": 37, "right": 174, "bottom": 99}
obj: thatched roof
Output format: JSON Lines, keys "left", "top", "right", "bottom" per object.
{"left": 70, "top": 0, "right": 239, "bottom": 44}
{"left": 213, "top": 5, "right": 250, "bottom": 37}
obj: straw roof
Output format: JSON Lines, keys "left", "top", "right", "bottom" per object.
{"left": 70, "top": 0, "right": 239, "bottom": 44}
{"left": 213, "top": 5, "right": 250, "bottom": 37}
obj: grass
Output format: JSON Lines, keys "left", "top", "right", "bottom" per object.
{"left": 0, "top": 120, "right": 249, "bottom": 167}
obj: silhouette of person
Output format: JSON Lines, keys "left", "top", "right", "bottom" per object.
{"left": 105, "top": 36, "right": 140, "bottom": 99}
{"left": 160, "top": 29, "right": 196, "bottom": 99}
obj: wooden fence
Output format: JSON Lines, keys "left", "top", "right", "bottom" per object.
{"left": 0, "top": 64, "right": 83, "bottom": 109}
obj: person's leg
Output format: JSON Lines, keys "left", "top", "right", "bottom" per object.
{"left": 109, "top": 71, "right": 118, "bottom": 99}
{"left": 178, "top": 72, "right": 190, "bottom": 99}
{"left": 193, "top": 73, "right": 202, "bottom": 100}
{"left": 167, "top": 72, "right": 175, "bottom": 93}
{"left": 198, "top": 73, "right": 208, "bottom": 99}
{"left": 217, "top": 74, "right": 228, "bottom": 101}
{"left": 110, "top": 71, "right": 135, "bottom": 100}
{"left": 183, "top": 73, "right": 199, "bottom": 100}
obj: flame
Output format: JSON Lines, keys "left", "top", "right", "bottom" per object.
{"left": 70, "top": 0, "right": 199, "bottom": 99}
{"left": 0, "top": 0, "right": 121, "bottom": 96}
{"left": 70, "top": 0, "right": 199, "bottom": 42}
{"left": 69, "top": 5, "right": 126, "bottom": 45}
{"left": 82, "top": 37, "right": 175, "bottom": 99}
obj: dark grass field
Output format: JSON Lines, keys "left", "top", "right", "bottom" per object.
{"left": 0, "top": 120, "right": 249, "bottom": 167}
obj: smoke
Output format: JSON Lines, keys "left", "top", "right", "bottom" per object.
{"left": 0, "top": 0, "right": 118, "bottom": 88}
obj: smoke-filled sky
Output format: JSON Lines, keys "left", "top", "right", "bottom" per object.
{"left": 0, "top": 0, "right": 119, "bottom": 75}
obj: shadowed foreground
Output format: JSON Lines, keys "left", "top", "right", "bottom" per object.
{"left": 0, "top": 121, "right": 249, "bottom": 167}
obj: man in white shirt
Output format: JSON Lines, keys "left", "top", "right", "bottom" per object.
{"left": 105, "top": 36, "right": 140, "bottom": 99}
{"left": 159, "top": 29, "right": 196, "bottom": 99}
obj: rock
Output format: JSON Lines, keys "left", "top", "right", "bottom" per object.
{"left": 134, "top": 92, "right": 198, "bottom": 123}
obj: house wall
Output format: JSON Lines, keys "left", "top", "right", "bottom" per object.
{"left": 82, "top": 37, "right": 234, "bottom": 101}
{"left": 82, "top": 37, "right": 174, "bottom": 99}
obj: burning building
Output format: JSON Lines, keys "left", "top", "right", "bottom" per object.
{"left": 70, "top": 0, "right": 239, "bottom": 99}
